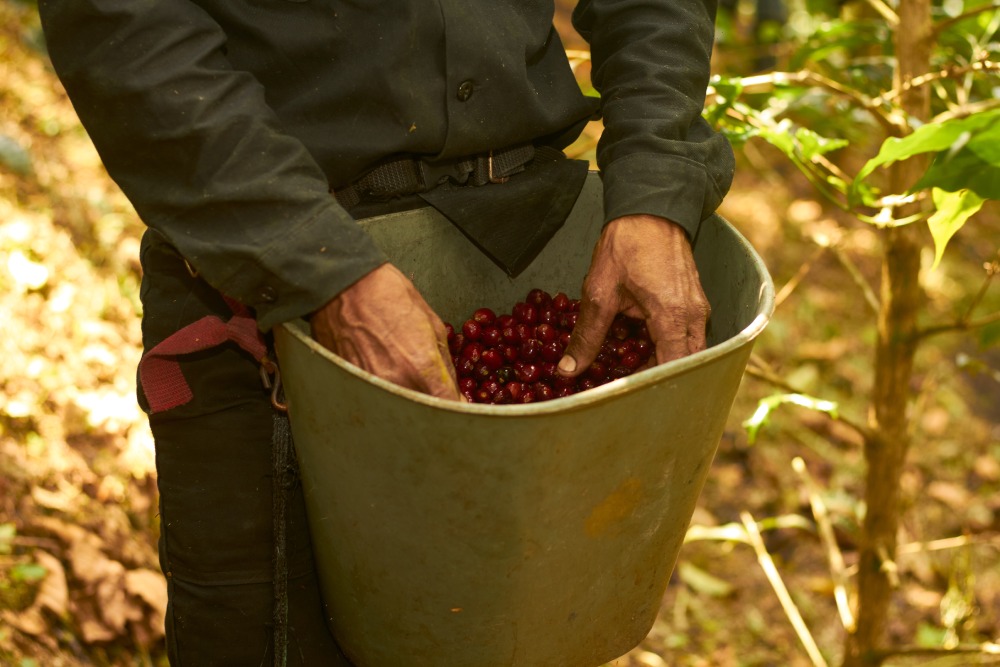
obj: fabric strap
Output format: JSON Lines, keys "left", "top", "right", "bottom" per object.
{"left": 138, "top": 297, "right": 268, "bottom": 414}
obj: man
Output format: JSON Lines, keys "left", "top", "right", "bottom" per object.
{"left": 38, "top": 1, "right": 734, "bottom": 664}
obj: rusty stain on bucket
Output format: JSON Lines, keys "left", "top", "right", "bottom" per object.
{"left": 584, "top": 476, "right": 643, "bottom": 538}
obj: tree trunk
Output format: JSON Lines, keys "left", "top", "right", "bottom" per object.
{"left": 842, "top": 0, "right": 932, "bottom": 664}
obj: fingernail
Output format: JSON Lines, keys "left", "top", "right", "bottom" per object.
{"left": 558, "top": 355, "right": 576, "bottom": 374}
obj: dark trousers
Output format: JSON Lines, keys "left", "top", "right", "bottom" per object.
{"left": 138, "top": 231, "right": 352, "bottom": 666}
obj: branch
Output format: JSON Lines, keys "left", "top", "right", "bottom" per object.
{"left": 916, "top": 258, "right": 1000, "bottom": 340}
{"left": 712, "top": 71, "right": 901, "bottom": 134}
{"left": 744, "top": 357, "right": 876, "bottom": 442}
{"left": 792, "top": 457, "right": 856, "bottom": 633}
{"left": 918, "top": 310, "right": 1000, "bottom": 339}
{"left": 868, "top": 642, "right": 1000, "bottom": 661}
{"left": 861, "top": 0, "right": 900, "bottom": 26}
{"left": 933, "top": 1, "right": 1000, "bottom": 37}
{"left": 933, "top": 96, "right": 1000, "bottom": 123}
{"left": 830, "top": 244, "right": 881, "bottom": 316}
{"left": 897, "top": 532, "right": 1000, "bottom": 556}
{"left": 741, "top": 512, "right": 830, "bottom": 667}
{"left": 774, "top": 245, "right": 827, "bottom": 309}
{"left": 874, "top": 59, "right": 1000, "bottom": 106}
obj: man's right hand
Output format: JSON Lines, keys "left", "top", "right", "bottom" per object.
{"left": 310, "top": 264, "right": 462, "bottom": 401}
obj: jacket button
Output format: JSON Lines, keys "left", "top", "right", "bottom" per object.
{"left": 259, "top": 286, "right": 277, "bottom": 303}
{"left": 456, "top": 80, "right": 474, "bottom": 102}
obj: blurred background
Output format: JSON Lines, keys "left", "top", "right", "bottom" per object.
{"left": 1, "top": 0, "right": 998, "bottom": 664}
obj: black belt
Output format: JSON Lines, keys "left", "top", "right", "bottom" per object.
{"left": 334, "top": 143, "right": 535, "bottom": 209}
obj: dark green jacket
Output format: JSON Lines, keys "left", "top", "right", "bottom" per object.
{"left": 38, "top": 0, "right": 734, "bottom": 331}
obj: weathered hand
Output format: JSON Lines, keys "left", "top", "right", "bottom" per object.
{"left": 310, "top": 264, "right": 462, "bottom": 401}
{"left": 558, "top": 214, "right": 710, "bottom": 377}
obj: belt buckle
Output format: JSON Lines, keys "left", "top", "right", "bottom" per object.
{"left": 418, "top": 159, "right": 471, "bottom": 190}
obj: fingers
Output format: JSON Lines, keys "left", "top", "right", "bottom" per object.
{"left": 310, "top": 265, "right": 463, "bottom": 401}
{"left": 558, "top": 294, "right": 616, "bottom": 377}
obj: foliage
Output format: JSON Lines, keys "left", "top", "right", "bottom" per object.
{"left": 708, "top": 0, "right": 1000, "bottom": 260}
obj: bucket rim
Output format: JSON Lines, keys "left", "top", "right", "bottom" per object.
{"left": 278, "top": 217, "right": 774, "bottom": 416}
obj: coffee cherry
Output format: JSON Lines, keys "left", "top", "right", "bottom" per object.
{"left": 552, "top": 292, "right": 571, "bottom": 312}
{"left": 481, "top": 348, "right": 503, "bottom": 371}
{"left": 445, "top": 291, "right": 657, "bottom": 403}
{"left": 473, "top": 307, "right": 496, "bottom": 326}
{"left": 481, "top": 326, "right": 502, "bottom": 347}
{"left": 462, "top": 319, "right": 482, "bottom": 341}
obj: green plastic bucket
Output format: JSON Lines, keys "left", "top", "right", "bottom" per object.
{"left": 274, "top": 174, "right": 774, "bottom": 666}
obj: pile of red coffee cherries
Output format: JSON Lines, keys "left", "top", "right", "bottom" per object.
{"left": 446, "top": 288, "right": 654, "bottom": 404}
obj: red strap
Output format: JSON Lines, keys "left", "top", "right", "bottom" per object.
{"left": 139, "top": 297, "right": 268, "bottom": 414}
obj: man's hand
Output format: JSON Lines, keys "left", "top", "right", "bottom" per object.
{"left": 558, "top": 214, "right": 710, "bottom": 377}
{"left": 310, "top": 264, "right": 462, "bottom": 401}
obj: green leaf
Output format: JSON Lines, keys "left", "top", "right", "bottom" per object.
{"left": 743, "top": 393, "right": 839, "bottom": 444}
{"left": 10, "top": 563, "right": 47, "bottom": 583}
{"left": 0, "top": 523, "right": 14, "bottom": 555}
{"left": 852, "top": 109, "right": 1000, "bottom": 200}
{"left": 980, "top": 321, "right": 1000, "bottom": 349}
{"left": 677, "top": 561, "right": 735, "bottom": 598}
{"left": 914, "top": 150, "right": 1000, "bottom": 201}
{"left": 757, "top": 121, "right": 848, "bottom": 166}
{"left": 927, "top": 188, "right": 985, "bottom": 269}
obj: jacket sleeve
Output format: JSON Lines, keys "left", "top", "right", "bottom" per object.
{"left": 37, "top": 0, "right": 386, "bottom": 331}
{"left": 572, "top": 0, "right": 735, "bottom": 238}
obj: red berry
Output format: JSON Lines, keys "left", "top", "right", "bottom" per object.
{"left": 621, "top": 351, "right": 642, "bottom": 370}
{"left": 516, "top": 363, "right": 541, "bottom": 384}
{"left": 449, "top": 332, "right": 466, "bottom": 355}
{"left": 481, "top": 326, "right": 502, "bottom": 347}
{"left": 462, "top": 319, "right": 482, "bottom": 341}
{"left": 501, "top": 325, "right": 520, "bottom": 344}
{"left": 610, "top": 318, "right": 631, "bottom": 340}
{"left": 559, "top": 312, "right": 578, "bottom": 330}
{"left": 480, "top": 379, "right": 501, "bottom": 396}
{"left": 473, "top": 307, "right": 496, "bottom": 326}
{"left": 506, "top": 381, "right": 524, "bottom": 401}
{"left": 520, "top": 390, "right": 537, "bottom": 404}
{"left": 555, "top": 386, "right": 575, "bottom": 398}
{"left": 491, "top": 387, "right": 512, "bottom": 404}
{"left": 501, "top": 344, "right": 519, "bottom": 363}
{"left": 533, "top": 383, "right": 554, "bottom": 401}
{"left": 460, "top": 341, "right": 483, "bottom": 363}
{"left": 520, "top": 338, "right": 542, "bottom": 361}
{"left": 539, "top": 309, "right": 557, "bottom": 326}
{"left": 552, "top": 292, "right": 571, "bottom": 312}
{"left": 526, "top": 288, "right": 552, "bottom": 309}
{"left": 586, "top": 361, "right": 607, "bottom": 381}
{"left": 456, "top": 358, "right": 475, "bottom": 377}
{"left": 481, "top": 348, "right": 503, "bottom": 371}
{"left": 459, "top": 377, "right": 477, "bottom": 393}
{"left": 578, "top": 378, "right": 597, "bottom": 391}
{"left": 540, "top": 341, "right": 563, "bottom": 363}
{"left": 535, "top": 323, "right": 557, "bottom": 344}
{"left": 513, "top": 302, "right": 538, "bottom": 325}
{"left": 497, "top": 314, "right": 515, "bottom": 329}
{"left": 474, "top": 361, "right": 493, "bottom": 380}
{"left": 610, "top": 365, "right": 632, "bottom": 380}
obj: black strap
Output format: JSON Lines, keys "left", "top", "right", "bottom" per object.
{"left": 272, "top": 407, "right": 293, "bottom": 667}
{"left": 334, "top": 143, "right": 535, "bottom": 208}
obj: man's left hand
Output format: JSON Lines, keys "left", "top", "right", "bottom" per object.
{"left": 558, "top": 214, "right": 709, "bottom": 377}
